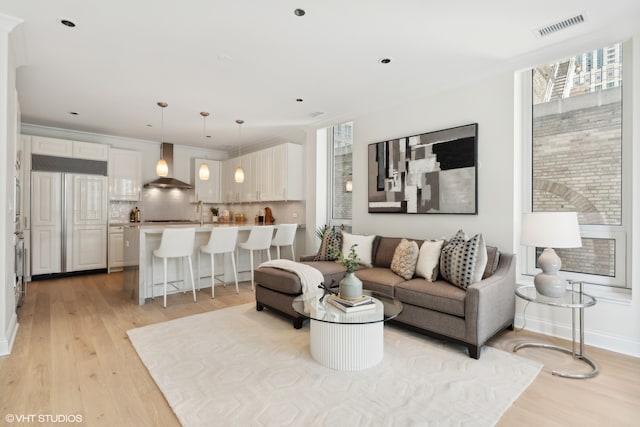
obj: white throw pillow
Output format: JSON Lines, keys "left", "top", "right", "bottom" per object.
{"left": 341, "top": 232, "right": 376, "bottom": 268}
{"left": 415, "top": 240, "right": 445, "bottom": 281}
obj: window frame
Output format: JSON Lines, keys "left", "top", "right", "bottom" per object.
{"left": 520, "top": 40, "right": 632, "bottom": 292}
{"left": 325, "top": 121, "right": 353, "bottom": 229}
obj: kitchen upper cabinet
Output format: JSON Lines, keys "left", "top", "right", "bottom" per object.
{"left": 193, "top": 158, "right": 221, "bottom": 203}
{"left": 220, "top": 143, "right": 303, "bottom": 203}
{"left": 271, "top": 143, "right": 303, "bottom": 201}
{"left": 31, "top": 135, "right": 109, "bottom": 161}
{"left": 109, "top": 148, "right": 142, "bottom": 201}
{"left": 31, "top": 136, "right": 73, "bottom": 157}
{"left": 73, "top": 140, "right": 109, "bottom": 161}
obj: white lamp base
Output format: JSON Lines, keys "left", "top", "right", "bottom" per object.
{"left": 534, "top": 248, "right": 567, "bottom": 298}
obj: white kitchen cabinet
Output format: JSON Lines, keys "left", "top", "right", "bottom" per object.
{"left": 108, "top": 226, "right": 124, "bottom": 272}
{"left": 30, "top": 135, "right": 109, "bottom": 161}
{"left": 109, "top": 148, "right": 142, "bottom": 201}
{"left": 73, "top": 140, "right": 109, "bottom": 161}
{"left": 69, "top": 225, "right": 108, "bottom": 271}
{"left": 220, "top": 143, "right": 303, "bottom": 203}
{"left": 271, "top": 143, "right": 303, "bottom": 201}
{"left": 31, "top": 172, "right": 63, "bottom": 275}
{"left": 193, "top": 158, "right": 221, "bottom": 203}
{"left": 31, "top": 136, "right": 73, "bottom": 157}
{"left": 241, "top": 152, "right": 260, "bottom": 202}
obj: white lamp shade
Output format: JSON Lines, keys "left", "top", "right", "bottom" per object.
{"left": 156, "top": 159, "right": 168, "bottom": 177}
{"left": 199, "top": 163, "right": 210, "bottom": 180}
{"left": 521, "top": 212, "right": 582, "bottom": 248}
{"left": 234, "top": 166, "right": 245, "bottom": 183}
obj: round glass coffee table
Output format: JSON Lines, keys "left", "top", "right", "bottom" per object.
{"left": 292, "top": 290, "right": 403, "bottom": 371}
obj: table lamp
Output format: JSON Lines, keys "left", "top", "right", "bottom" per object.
{"left": 521, "top": 212, "right": 582, "bottom": 298}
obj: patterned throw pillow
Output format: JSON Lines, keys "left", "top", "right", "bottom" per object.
{"left": 415, "top": 239, "right": 445, "bottom": 281}
{"left": 390, "top": 239, "right": 420, "bottom": 280}
{"left": 439, "top": 230, "right": 488, "bottom": 289}
{"left": 313, "top": 226, "right": 343, "bottom": 261}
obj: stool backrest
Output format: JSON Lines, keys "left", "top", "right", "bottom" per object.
{"left": 203, "top": 227, "right": 239, "bottom": 254}
{"left": 271, "top": 224, "right": 297, "bottom": 246}
{"left": 155, "top": 228, "right": 196, "bottom": 258}
{"left": 243, "top": 226, "right": 274, "bottom": 250}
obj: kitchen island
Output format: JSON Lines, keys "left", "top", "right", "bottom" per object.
{"left": 123, "top": 223, "right": 304, "bottom": 305}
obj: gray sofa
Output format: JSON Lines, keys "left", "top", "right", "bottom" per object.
{"left": 254, "top": 235, "right": 515, "bottom": 359}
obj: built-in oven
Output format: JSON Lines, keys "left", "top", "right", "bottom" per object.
{"left": 14, "top": 231, "right": 25, "bottom": 308}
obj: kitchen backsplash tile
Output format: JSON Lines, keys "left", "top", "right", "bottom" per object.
{"left": 110, "top": 189, "right": 306, "bottom": 224}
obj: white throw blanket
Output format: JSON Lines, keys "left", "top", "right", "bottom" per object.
{"left": 258, "top": 259, "right": 324, "bottom": 313}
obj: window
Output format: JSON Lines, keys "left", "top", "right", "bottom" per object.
{"left": 526, "top": 42, "right": 629, "bottom": 289}
{"left": 328, "top": 121, "right": 353, "bottom": 225}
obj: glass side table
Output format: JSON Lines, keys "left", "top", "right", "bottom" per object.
{"left": 513, "top": 282, "right": 599, "bottom": 379}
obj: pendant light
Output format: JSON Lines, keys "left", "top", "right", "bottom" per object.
{"left": 198, "top": 112, "right": 210, "bottom": 181}
{"left": 156, "top": 102, "right": 169, "bottom": 177}
{"left": 234, "top": 119, "right": 245, "bottom": 183}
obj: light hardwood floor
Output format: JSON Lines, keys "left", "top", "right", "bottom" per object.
{"left": 1, "top": 273, "right": 638, "bottom": 426}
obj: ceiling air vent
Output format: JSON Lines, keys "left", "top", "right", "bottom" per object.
{"left": 534, "top": 14, "right": 585, "bottom": 38}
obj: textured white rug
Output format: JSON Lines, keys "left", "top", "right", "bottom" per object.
{"left": 127, "top": 304, "right": 541, "bottom": 427}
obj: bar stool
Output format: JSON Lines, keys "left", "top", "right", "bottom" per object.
{"left": 198, "top": 227, "right": 239, "bottom": 298}
{"left": 152, "top": 227, "right": 196, "bottom": 308}
{"left": 270, "top": 224, "right": 298, "bottom": 260}
{"left": 238, "top": 226, "right": 274, "bottom": 290}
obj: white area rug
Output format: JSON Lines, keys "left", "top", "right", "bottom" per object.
{"left": 127, "top": 304, "right": 541, "bottom": 427}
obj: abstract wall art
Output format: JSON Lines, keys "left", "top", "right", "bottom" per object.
{"left": 368, "top": 123, "right": 478, "bottom": 214}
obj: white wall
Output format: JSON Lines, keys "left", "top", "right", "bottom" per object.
{"left": 350, "top": 72, "right": 516, "bottom": 252}
{"left": 0, "top": 17, "right": 21, "bottom": 356}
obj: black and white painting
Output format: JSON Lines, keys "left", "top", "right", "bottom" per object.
{"left": 368, "top": 123, "right": 478, "bottom": 214}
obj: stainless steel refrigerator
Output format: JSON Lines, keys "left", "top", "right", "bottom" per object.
{"left": 31, "top": 171, "right": 108, "bottom": 276}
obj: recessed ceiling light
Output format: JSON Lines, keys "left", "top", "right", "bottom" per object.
{"left": 294, "top": 9, "right": 306, "bottom": 17}
{"left": 69, "top": 111, "right": 79, "bottom": 115}
{"left": 296, "top": 98, "right": 304, "bottom": 102}
{"left": 147, "top": 124, "right": 153, "bottom": 127}
{"left": 60, "top": 19, "right": 76, "bottom": 28}
{"left": 379, "top": 58, "right": 392, "bottom": 64}
{"left": 206, "top": 135, "right": 212, "bottom": 138}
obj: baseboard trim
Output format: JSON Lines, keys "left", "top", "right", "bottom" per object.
{"left": 514, "top": 313, "right": 640, "bottom": 358}
{"left": 0, "top": 312, "right": 19, "bottom": 356}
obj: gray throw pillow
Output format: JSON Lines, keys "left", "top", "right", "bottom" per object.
{"left": 439, "top": 230, "right": 488, "bottom": 289}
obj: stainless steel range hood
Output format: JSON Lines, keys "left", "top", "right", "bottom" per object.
{"left": 144, "top": 143, "right": 193, "bottom": 190}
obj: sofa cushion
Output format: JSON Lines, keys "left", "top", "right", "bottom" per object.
{"left": 390, "top": 238, "right": 419, "bottom": 280}
{"left": 483, "top": 246, "right": 500, "bottom": 279}
{"left": 313, "top": 226, "right": 342, "bottom": 261}
{"left": 373, "top": 237, "right": 423, "bottom": 268}
{"left": 341, "top": 232, "right": 376, "bottom": 267}
{"left": 439, "top": 230, "right": 488, "bottom": 289}
{"left": 355, "top": 267, "right": 404, "bottom": 297}
{"left": 415, "top": 239, "right": 445, "bottom": 281}
{"left": 395, "top": 278, "right": 467, "bottom": 318}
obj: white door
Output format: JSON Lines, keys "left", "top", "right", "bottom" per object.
{"left": 67, "top": 174, "right": 108, "bottom": 272}
{"left": 31, "top": 172, "right": 62, "bottom": 274}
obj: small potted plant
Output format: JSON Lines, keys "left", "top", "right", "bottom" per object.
{"left": 210, "top": 207, "right": 219, "bottom": 223}
{"left": 331, "top": 244, "right": 363, "bottom": 299}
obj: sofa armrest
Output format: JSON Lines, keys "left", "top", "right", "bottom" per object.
{"left": 299, "top": 254, "right": 316, "bottom": 262}
{"left": 464, "top": 253, "right": 516, "bottom": 345}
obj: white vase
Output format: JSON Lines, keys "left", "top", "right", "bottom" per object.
{"left": 339, "top": 272, "right": 363, "bottom": 300}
